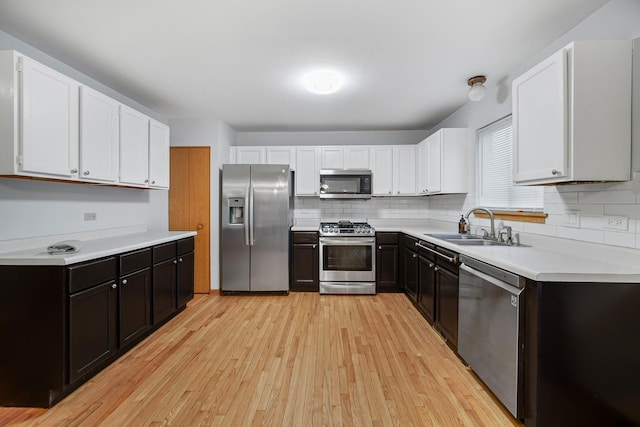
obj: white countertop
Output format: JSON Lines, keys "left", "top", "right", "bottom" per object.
{"left": 292, "top": 222, "right": 640, "bottom": 283}
{"left": 0, "top": 230, "right": 197, "bottom": 266}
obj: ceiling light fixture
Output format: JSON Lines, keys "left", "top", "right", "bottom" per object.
{"left": 467, "top": 75, "right": 487, "bottom": 101}
{"left": 303, "top": 71, "right": 343, "bottom": 95}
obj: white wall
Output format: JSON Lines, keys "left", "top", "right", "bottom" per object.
{"left": 237, "top": 130, "right": 428, "bottom": 146}
{"left": 0, "top": 28, "right": 170, "bottom": 241}
{"left": 426, "top": 0, "right": 640, "bottom": 249}
{"left": 169, "top": 118, "right": 236, "bottom": 290}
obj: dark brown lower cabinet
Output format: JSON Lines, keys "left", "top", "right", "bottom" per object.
{"left": 434, "top": 263, "right": 458, "bottom": 349}
{"left": 376, "top": 232, "right": 400, "bottom": 292}
{"left": 291, "top": 231, "right": 319, "bottom": 292}
{"left": 0, "top": 237, "right": 194, "bottom": 408}
{"left": 402, "top": 246, "right": 419, "bottom": 303}
{"left": 417, "top": 255, "right": 435, "bottom": 323}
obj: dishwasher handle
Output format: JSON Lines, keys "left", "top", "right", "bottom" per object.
{"left": 460, "top": 263, "right": 524, "bottom": 296}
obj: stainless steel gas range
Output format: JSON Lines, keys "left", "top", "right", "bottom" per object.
{"left": 318, "top": 220, "right": 376, "bottom": 295}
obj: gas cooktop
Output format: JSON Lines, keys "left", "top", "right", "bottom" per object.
{"left": 319, "top": 220, "right": 375, "bottom": 236}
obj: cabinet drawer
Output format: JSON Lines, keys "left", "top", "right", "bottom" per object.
{"left": 153, "top": 242, "right": 176, "bottom": 264}
{"left": 177, "top": 237, "right": 194, "bottom": 255}
{"left": 376, "top": 232, "right": 399, "bottom": 245}
{"left": 292, "top": 231, "right": 318, "bottom": 244}
{"left": 68, "top": 257, "right": 117, "bottom": 294}
{"left": 119, "top": 248, "right": 152, "bottom": 276}
{"left": 402, "top": 234, "right": 419, "bottom": 249}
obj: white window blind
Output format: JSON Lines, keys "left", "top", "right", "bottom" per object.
{"left": 477, "top": 116, "right": 543, "bottom": 209}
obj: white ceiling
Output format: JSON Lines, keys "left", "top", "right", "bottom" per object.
{"left": 0, "top": 0, "right": 609, "bottom": 131}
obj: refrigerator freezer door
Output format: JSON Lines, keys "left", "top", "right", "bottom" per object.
{"left": 221, "top": 164, "right": 251, "bottom": 292}
{"left": 250, "top": 165, "right": 290, "bottom": 292}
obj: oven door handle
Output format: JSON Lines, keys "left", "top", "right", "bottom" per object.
{"left": 319, "top": 237, "right": 375, "bottom": 245}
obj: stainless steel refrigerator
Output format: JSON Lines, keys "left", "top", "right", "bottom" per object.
{"left": 221, "top": 164, "right": 291, "bottom": 293}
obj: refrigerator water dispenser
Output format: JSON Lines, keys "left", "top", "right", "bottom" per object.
{"left": 228, "top": 198, "right": 245, "bottom": 224}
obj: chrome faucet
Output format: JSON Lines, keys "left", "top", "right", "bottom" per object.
{"left": 465, "top": 207, "right": 495, "bottom": 239}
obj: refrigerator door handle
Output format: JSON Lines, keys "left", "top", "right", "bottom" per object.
{"left": 244, "top": 184, "right": 250, "bottom": 246}
{"left": 249, "top": 183, "right": 255, "bottom": 245}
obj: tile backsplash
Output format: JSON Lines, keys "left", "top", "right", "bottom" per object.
{"left": 294, "top": 180, "right": 640, "bottom": 250}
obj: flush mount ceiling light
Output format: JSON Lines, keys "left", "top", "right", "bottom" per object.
{"left": 303, "top": 71, "right": 343, "bottom": 95}
{"left": 467, "top": 75, "right": 487, "bottom": 101}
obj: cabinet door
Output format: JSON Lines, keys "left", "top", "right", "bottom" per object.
{"left": 119, "top": 268, "right": 151, "bottom": 348}
{"left": 376, "top": 244, "right": 399, "bottom": 292}
{"left": 79, "top": 86, "right": 119, "bottom": 182}
{"left": 295, "top": 147, "right": 319, "bottom": 196}
{"left": 291, "top": 243, "right": 318, "bottom": 291}
{"left": 149, "top": 119, "right": 170, "bottom": 188}
{"left": 513, "top": 49, "right": 568, "bottom": 183}
{"left": 236, "top": 147, "right": 265, "bottom": 164}
{"left": 402, "top": 247, "right": 418, "bottom": 303}
{"left": 370, "top": 146, "right": 393, "bottom": 196}
{"left": 435, "top": 266, "right": 458, "bottom": 349}
{"left": 393, "top": 145, "right": 417, "bottom": 195}
{"left": 320, "top": 147, "right": 344, "bottom": 169}
{"left": 427, "top": 133, "right": 442, "bottom": 193}
{"left": 69, "top": 281, "right": 117, "bottom": 383}
{"left": 344, "top": 146, "right": 370, "bottom": 169}
{"left": 19, "top": 56, "right": 79, "bottom": 178}
{"left": 119, "top": 105, "right": 149, "bottom": 186}
{"left": 417, "top": 256, "right": 435, "bottom": 323}
{"left": 152, "top": 259, "right": 176, "bottom": 324}
{"left": 416, "top": 140, "right": 428, "bottom": 195}
{"left": 266, "top": 147, "right": 296, "bottom": 169}
{"left": 177, "top": 251, "right": 195, "bottom": 308}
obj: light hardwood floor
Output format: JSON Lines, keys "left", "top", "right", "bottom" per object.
{"left": 0, "top": 293, "right": 522, "bottom": 426}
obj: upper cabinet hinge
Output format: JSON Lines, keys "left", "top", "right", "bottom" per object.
{"left": 16, "top": 155, "right": 23, "bottom": 165}
{"left": 15, "top": 59, "right": 22, "bottom": 72}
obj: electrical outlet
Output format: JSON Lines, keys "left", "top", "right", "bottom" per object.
{"left": 84, "top": 212, "right": 97, "bottom": 221}
{"left": 603, "top": 215, "right": 627, "bottom": 231}
{"left": 565, "top": 210, "right": 580, "bottom": 228}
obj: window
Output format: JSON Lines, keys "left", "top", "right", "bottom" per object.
{"left": 477, "top": 116, "right": 543, "bottom": 210}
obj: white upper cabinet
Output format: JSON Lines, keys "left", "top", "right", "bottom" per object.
{"left": 266, "top": 146, "right": 296, "bottom": 169}
{"left": 513, "top": 40, "right": 631, "bottom": 185}
{"left": 392, "top": 145, "right": 417, "bottom": 195}
{"left": 119, "top": 105, "right": 150, "bottom": 186}
{"left": 370, "top": 146, "right": 393, "bottom": 196}
{"left": 344, "top": 146, "right": 370, "bottom": 169}
{"left": 295, "top": 147, "right": 320, "bottom": 196}
{"left": 0, "top": 52, "right": 80, "bottom": 179}
{"left": 421, "top": 128, "right": 468, "bottom": 195}
{"left": 149, "top": 119, "right": 170, "bottom": 189}
{"left": 79, "top": 86, "right": 119, "bottom": 183}
{"left": 235, "top": 146, "right": 266, "bottom": 164}
{"left": 320, "top": 146, "right": 344, "bottom": 169}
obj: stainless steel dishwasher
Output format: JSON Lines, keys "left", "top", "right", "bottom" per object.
{"left": 458, "top": 255, "right": 525, "bottom": 419}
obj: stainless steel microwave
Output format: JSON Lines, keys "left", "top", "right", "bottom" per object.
{"left": 319, "top": 169, "right": 372, "bottom": 199}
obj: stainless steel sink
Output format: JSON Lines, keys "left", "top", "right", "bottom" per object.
{"left": 445, "top": 239, "right": 510, "bottom": 246}
{"left": 425, "top": 233, "right": 483, "bottom": 240}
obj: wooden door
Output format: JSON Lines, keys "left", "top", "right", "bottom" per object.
{"left": 169, "top": 147, "right": 211, "bottom": 294}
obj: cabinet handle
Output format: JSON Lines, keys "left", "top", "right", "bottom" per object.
{"left": 429, "top": 263, "right": 434, "bottom": 268}
{"left": 70, "top": 169, "right": 78, "bottom": 174}
{"left": 388, "top": 191, "right": 392, "bottom": 195}
{"left": 144, "top": 179, "right": 149, "bottom": 183}
{"left": 412, "top": 254, "right": 417, "bottom": 258}
{"left": 173, "top": 260, "right": 178, "bottom": 264}
{"left": 122, "top": 279, "right": 128, "bottom": 285}
{"left": 196, "top": 223, "right": 203, "bottom": 230}
{"left": 378, "top": 245, "right": 382, "bottom": 250}
{"left": 551, "top": 169, "right": 561, "bottom": 175}
{"left": 397, "top": 191, "right": 400, "bottom": 194}
{"left": 312, "top": 244, "right": 317, "bottom": 249}
{"left": 83, "top": 170, "right": 90, "bottom": 176}
{"left": 179, "top": 258, "right": 183, "bottom": 262}
{"left": 112, "top": 283, "right": 117, "bottom": 289}
{"left": 151, "top": 180, "right": 156, "bottom": 184}
{"left": 434, "top": 266, "right": 440, "bottom": 272}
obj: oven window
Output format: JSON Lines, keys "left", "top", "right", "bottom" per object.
{"left": 323, "top": 245, "right": 372, "bottom": 271}
{"left": 321, "top": 176, "right": 360, "bottom": 194}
